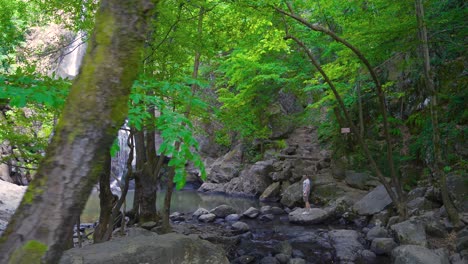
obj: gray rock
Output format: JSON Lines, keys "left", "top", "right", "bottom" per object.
{"left": 391, "top": 220, "right": 427, "bottom": 246}
{"left": 425, "top": 221, "right": 448, "bottom": 238}
{"left": 140, "top": 221, "right": 157, "bottom": 230}
{"left": 259, "top": 214, "right": 274, "bottom": 222}
{"left": 345, "top": 171, "right": 373, "bottom": 190}
{"left": 370, "top": 238, "right": 397, "bottom": 255}
{"left": 360, "top": 249, "right": 377, "bottom": 263}
{"left": 198, "top": 182, "right": 224, "bottom": 193}
{"left": 198, "top": 213, "right": 217, "bottom": 223}
{"left": 271, "top": 206, "right": 285, "bottom": 215}
{"left": 408, "top": 187, "right": 428, "bottom": 200}
{"left": 330, "top": 229, "right": 364, "bottom": 262}
{"left": 288, "top": 208, "right": 330, "bottom": 224}
{"left": 224, "top": 161, "right": 273, "bottom": 196}
{"left": 243, "top": 207, "right": 260, "bottom": 218}
{"left": 260, "top": 205, "right": 273, "bottom": 214}
{"left": 392, "top": 245, "right": 447, "bottom": 264}
{"left": 232, "top": 221, "right": 250, "bottom": 233}
{"left": 457, "top": 236, "right": 468, "bottom": 252}
{"left": 170, "top": 212, "right": 185, "bottom": 221}
{"left": 366, "top": 226, "right": 389, "bottom": 240}
{"left": 260, "top": 256, "right": 279, "bottom": 264}
{"left": 275, "top": 253, "right": 290, "bottom": 264}
{"left": 447, "top": 172, "right": 468, "bottom": 213}
{"left": 433, "top": 248, "right": 451, "bottom": 264}
{"left": 353, "top": 185, "right": 393, "bottom": 216}
{"left": 288, "top": 258, "right": 305, "bottom": 264}
{"left": 193, "top": 207, "right": 209, "bottom": 218}
{"left": 60, "top": 233, "right": 228, "bottom": 264}
{"left": 210, "top": 204, "right": 236, "bottom": 218}
{"left": 273, "top": 241, "right": 293, "bottom": 256}
{"left": 387, "top": 216, "right": 400, "bottom": 228}
{"left": 407, "top": 197, "right": 436, "bottom": 211}
{"left": 226, "top": 214, "right": 241, "bottom": 222}
{"left": 206, "top": 145, "right": 242, "bottom": 184}
{"left": 280, "top": 182, "right": 303, "bottom": 208}
{"left": 232, "top": 255, "right": 255, "bottom": 264}
{"left": 370, "top": 210, "right": 390, "bottom": 227}
{"left": 260, "top": 182, "right": 281, "bottom": 202}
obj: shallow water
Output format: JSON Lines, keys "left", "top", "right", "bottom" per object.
{"left": 81, "top": 189, "right": 266, "bottom": 223}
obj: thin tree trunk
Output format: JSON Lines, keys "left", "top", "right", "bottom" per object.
{"left": 357, "top": 81, "right": 365, "bottom": 139}
{"left": 93, "top": 155, "right": 113, "bottom": 243}
{"left": 0, "top": 0, "right": 154, "bottom": 262}
{"left": 277, "top": 4, "right": 406, "bottom": 217}
{"left": 414, "top": 0, "right": 459, "bottom": 224}
{"left": 161, "top": 6, "right": 204, "bottom": 233}
{"left": 285, "top": 34, "right": 406, "bottom": 217}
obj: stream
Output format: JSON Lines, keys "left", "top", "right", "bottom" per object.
{"left": 81, "top": 189, "right": 390, "bottom": 263}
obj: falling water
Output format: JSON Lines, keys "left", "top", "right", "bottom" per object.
{"left": 55, "top": 31, "right": 87, "bottom": 79}
{"left": 110, "top": 122, "right": 133, "bottom": 193}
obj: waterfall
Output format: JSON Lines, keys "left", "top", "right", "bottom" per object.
{"left": 55, "top": 31, "right": 87, "bottom": 79}
{"left": 110, "top": 121, "right": 134, "bottom": 193}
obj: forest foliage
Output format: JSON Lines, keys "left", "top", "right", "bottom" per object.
{"left": 0, "top": 0, "right": 466, "bottom": 189}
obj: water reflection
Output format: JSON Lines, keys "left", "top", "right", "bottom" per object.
{"left": 81, "top": 190, "right": 265, "bottom": 223}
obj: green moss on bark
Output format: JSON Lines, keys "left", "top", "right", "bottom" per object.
{"left": 8, "top": 240, "right": 47, "bottom": 264}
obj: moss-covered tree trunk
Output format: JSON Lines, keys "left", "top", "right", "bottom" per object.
{"left": 0, "top": 0, "right": 155, "bottom": 263}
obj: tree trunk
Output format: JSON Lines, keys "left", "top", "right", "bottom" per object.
{"left": 0, "top": 0, "right": 154, "bottom": 262}
{"left": 277, "top": 4, "right": 406, "bottom": 218}
{"left": 93, "top": 154, "right": 113, "bottom": 243}
{"left": 414, "top": 0, "right": 459, "bottom": 224}
{"left": 285, "top": 34, "right": 407, "bottom": 218}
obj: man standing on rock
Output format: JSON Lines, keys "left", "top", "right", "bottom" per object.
{"left": 302, "top": 175, "right": 311, "bottom": 209}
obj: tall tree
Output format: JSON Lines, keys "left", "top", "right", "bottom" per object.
{"left": 0, "top": 0, "right": 155, "bottom": 263}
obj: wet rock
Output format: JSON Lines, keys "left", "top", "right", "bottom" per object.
{"left": 226, "top": 214, "right": 241, "bottom": 222}
{"left": 360, "top": 249, "right": 377, "bottom": 263}
{"left": 274, "top": 253, "right": 290, "bottom": 264}
{"left": 260, "top": 182, "right": 281, "bottom": 202}
{"left": 392, "top": 245, "right": 447, "bottom": 264}
{"left": 273, "top": 241, "right": 293, "bottom": 256}
{"left": 271, "top": 206, "right": 285, "bottom": 215}
{"left": 366, "top": 226, "right": 389, "bottom": 240}
{"left": 232, "top": 221, "right": 250, "bottom": 233}
{"left": 260, "top": 256, "right": 279, "bottom": 264}
{"left": 259, "top": 214, "right": 274, "bottom": 222}
{"left": 370, "top": 238, "right": 397, "bottom": 255}
{"left": 391, "top": 220, "right": 427, "bottom": 246}
{"left": 330, "top": 229, "right": 364, "bottom": 262}
{"left": 60, "top": 233, "right": 229, "bottom": 264}
{"left": 288, "top": 258, "right": 306, "bottom": 264}
{"left": 288, "top": 208, "right": 330, "bottom": 225}
{"left": 199, "top": 213, "right": 217, "bottom": 223}
{"left": 260, "top": 205, "right": 273, "bottom": 214}
{"left": 232, "top": 255, "right": 255, "bottom": 264}
{"left": 353, "top": 185, "right": 393, "bottom": 216}
{"left": 243, "top": 207, "right": 260, "bottom": 218}
{"left": 170, "top": 212, "right": 185, "bottom": 221}
{"left": 210, "top": 204, "right": 236, "bottom": 218}
{"left": 193, "top": 207, "right": 209, "bottom": 218}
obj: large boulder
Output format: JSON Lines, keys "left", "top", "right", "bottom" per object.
{"left": 260, "top": 182, "right": 281, "bottom": 202}
{"left": 288, "top": 208, "right": 330, "bottom": 225}
{"left": 280, "top": 182, "right": 303, "bottom": 208}
{"left": 392, "top": 245, "right": 448, "bottom": 264}
{"left": 206, "top": 145, "right": 242, "bottom": 184}
{"left": 210, "top": 205, "right": 236, "bottom": 218}
{"left": 224, "top": 160, "right": 273, "bottom": 197}
{"left": 446, "top": 172, "right": 468, "bottom": 212}
{"left": 198, "top": 182, "right": 224, "bottom": 193}
{"left": 60, "top": 233, "right": 229, "bottom": 264}
{"left": 390, "top": 220, "right": 427, "bottom": 246}
{"left": 353, "top": 185, "right": 393, "bottom": 215}
{"left": 329, "top": 229, "right": 364, "bottom": 262}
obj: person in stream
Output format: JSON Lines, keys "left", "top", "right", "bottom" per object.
{"left": 302, "top": 174, "right": 312, "bottom": 209}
